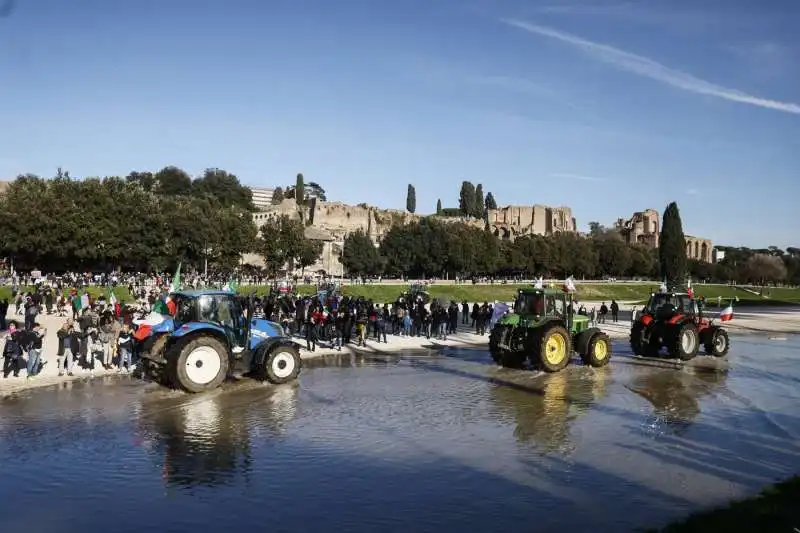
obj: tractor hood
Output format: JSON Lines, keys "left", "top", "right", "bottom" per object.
{"left": 572, "top": 314, "right": 589, "bottom": 328}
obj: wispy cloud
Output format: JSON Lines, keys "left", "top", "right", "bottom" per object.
{"left": 501, "top": 19, "right": 800, "bottom": 115}
{"left": 552, "top": 172, "right": 607, "bottom": 182}
{"left": 687, "top": 188, "right": 698, "bottom": 195}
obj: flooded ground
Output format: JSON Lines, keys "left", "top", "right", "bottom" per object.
{"left": 0, "top": 335, "right": 798, "bottom": 533}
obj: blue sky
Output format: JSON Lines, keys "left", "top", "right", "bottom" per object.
{"left": 0, "top": 0, "right": 797, "bottom": 248}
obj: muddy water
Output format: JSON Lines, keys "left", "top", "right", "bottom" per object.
{"left": 0, "top": 336, "right": 799, "bottom": 533}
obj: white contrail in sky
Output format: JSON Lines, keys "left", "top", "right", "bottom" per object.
{"left": 501, "top": 18, "right": 800, "bottom": 115}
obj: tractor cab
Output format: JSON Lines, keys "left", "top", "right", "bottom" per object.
{"left": 172, "top": 291, "right": 249, "bottom": 350}
{"left": 643, "top": 292, "right": 699, "bottom": 320}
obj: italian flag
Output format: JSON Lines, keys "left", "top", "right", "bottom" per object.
{"left": 687, "top": 278, "right": 694, "bottom": 298}
{"left": 719, "top": 302, "right": 734, "bottom": 322}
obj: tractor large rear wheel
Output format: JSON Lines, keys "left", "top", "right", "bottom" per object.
{"left": 171, "top": 336, "right": 229, "bottom": 393}
{"left": 537, "top": 325, "right": 572, "bottom": 372}
{"left": 263, "top": 345, "right": 302, "bottom": 384}
{"left": 668, "top": 323, "right": 699, "bottom": 361}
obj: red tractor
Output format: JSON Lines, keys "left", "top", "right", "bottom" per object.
{"left": 630, "top": 292, "right": 730, "bottom": 361}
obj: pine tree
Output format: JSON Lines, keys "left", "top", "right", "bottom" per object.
{"left": 436, "top": 198, "right": 442, "bottom": 215}
{"left": 295, "top": 173, "right": 305, "bottom": 206}
{"left": 459, "top": 181, "right": 476, "bottom": 218}
{"left": 406, "top": 184, "right": 416, "bottom": 213}
{"left": 474, "top": 184, "right": 485, "bottom": 219}
{"left": 659, "top": 202, "right": 688, "bottom": 290}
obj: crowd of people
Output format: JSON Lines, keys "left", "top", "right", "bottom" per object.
{"left": 247, "top": 288, "right": 498, "bottom": 351}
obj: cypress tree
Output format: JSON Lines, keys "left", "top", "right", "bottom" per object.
{"left": 474, "top": 184, "right": 485, "bottom": 219}
{"left": 459, "top": 181, "right": 476, "bottom": 218}
{"left": 295, "top": 173, "right": 305, "bottom": 205}
{"left": 436, "top": 198, "right": 442, "bottom": 215}
{"left": 659, "top": 202, "right": 688, "bottom": 290}
{"left": 406, "top": 184, "right": 416, "bottom": 213}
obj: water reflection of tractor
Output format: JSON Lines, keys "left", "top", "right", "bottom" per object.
{"left": 138, "top": 290, "right": 302, "bottom": 393}
{"left": 401, "top": 282, "right": 431, "bottom": 305}
{"left": 630, "top": 291, "right": 730, "bottom": 361}
{"left": 489, "top": 288, "right": 612, "bottom": 372}
{"left": 138, "top": 386, "right": 299, "bottom": 487}
{"left": 489, "top": 367, "right": 611, "bottom": 453}
{"left": 627, "top": 366, "right": 729, "bottom": 434}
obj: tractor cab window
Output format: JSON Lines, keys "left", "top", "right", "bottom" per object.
{"left": 174, "top": 295, "right": 197, "bottom": 324}
{"left": 515, "top": 292, "right": 544, "bottom": 315}
{"left": 646, "top": 293, "right": 670, "bottom": 314}
{"left": 546, "top": 294, "right": 565, "bottom": 317}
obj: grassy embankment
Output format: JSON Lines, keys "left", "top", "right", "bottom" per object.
{"left": 1, "top": 283, "right": 797, "bottom": 307}
{"left": 647, "top": 476, "right": 800, "bottom": 533}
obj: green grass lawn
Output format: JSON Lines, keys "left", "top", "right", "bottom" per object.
{"left": 647, "top": 476, "right": 800, "bottom": 533}
{"left": 1, "top": 283, "right": 797, "bottom": 307}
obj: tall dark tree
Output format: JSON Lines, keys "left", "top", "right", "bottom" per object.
{"left": 406, "top": 184, "right": 416, "bottom": 213}
{"left": 659, "top": 202, "right": 688, "bottom": 289}
{"left": 458, "top": 181, "right": 476, "bottom": 218}
{"left": 436, "top": 199, "right": 442, "bottom": 215}
{"left": 473, "top": 184, "right": 485, "bottom": 219}
{"left": 295, "top": 173, "right": 305, "bottom": 206}
{"left": 271, "top": 186, "right": 284, "bottom": 204}
{"left": 484, "top": 192, "right": 497, "bottom": 211}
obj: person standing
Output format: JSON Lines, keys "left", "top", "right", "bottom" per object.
{"left": 25, "top": 322, "right": 46, "bottom": 379}
{"left": 610, "top": 300, "right": 619, "bottom": 323}
{"left": 2, "top": 324, "right": 23, "bottom": 378}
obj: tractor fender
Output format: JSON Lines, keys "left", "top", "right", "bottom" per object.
{"left": 574, "top": 327, "right": 603, "bottom": 355}
{"left": 252, "top": 337, "right": 303, "bottom": 368}
{"left": 639, "top": 314, "right": 653, "bottom": 326}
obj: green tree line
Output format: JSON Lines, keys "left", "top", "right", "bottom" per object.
{"left": 0, "top": 168, "right": 258, "bottom": 272}
{"left": 342, "top": 216, "right": 799, "bottom": 285}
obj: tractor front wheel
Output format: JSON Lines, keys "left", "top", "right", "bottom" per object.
{"left": 537, "top": 325, "right": 572, "bottom": 372}
{"left": 581, "top": 332, "right": 611, "bottom": 368}
{"left": 704, "top": 327, "right": 730, "bottom": 357}
{"left": 171, "top": 336, "right": 229, "bottom": 393}
{"left": 263, "top": 345, "right": 302, "bottom": 384}
{"left": 669, "top": 323, "right": 699, "bottom": 361}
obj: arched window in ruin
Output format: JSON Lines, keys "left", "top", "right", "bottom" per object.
{"left": 701, "top": 242, "right": 708, "bottom": 262}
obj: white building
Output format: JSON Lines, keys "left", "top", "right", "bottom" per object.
{"left": 249, "top": 187, "right": 275, "bottom": 210}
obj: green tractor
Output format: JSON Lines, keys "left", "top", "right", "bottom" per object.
{"left": 489, "top": 288, "right": 612, "bottom": 372}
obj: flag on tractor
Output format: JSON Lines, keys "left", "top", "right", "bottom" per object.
{"left": 659, "top": 278, "right": 667, "bottom": 293}
{"left": 687, "top": 278, "right": 694, "bottom": 298}
{"left": 534, "top": 276, "right": 544, "bottom": 289}
{"left": 719, "top": 301, "right": 734, "bottom": 322}
{"left": 563, "top": 276, "right": 576, "bottom": 293}
{"left": 222, "top": 278, "right": 238, "bottom": 293}
{"left": 152, "top": 263, "right": 181, "bottom": 316}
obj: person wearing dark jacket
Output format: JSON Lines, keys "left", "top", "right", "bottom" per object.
{"left": 2, "top": 324, "right": 24, "bottom": 378}
{"left": 24, "top": 322, "right": 46, "bottom": 379}
{"left": 56, "top": 319, "right": 77, "bottom": 376}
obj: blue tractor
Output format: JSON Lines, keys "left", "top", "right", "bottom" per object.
{"left": 138, "top": 290, "right": 302, "bottom": 393}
